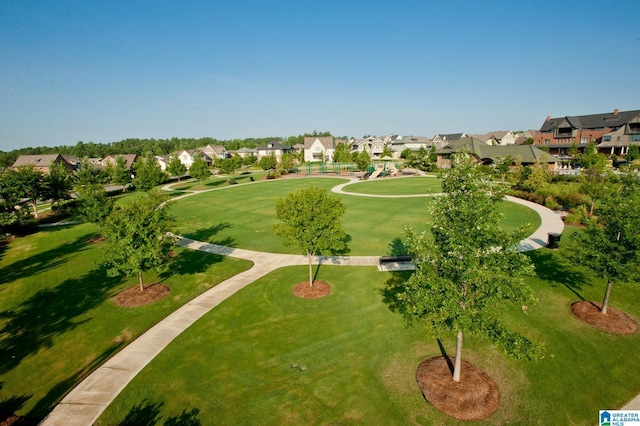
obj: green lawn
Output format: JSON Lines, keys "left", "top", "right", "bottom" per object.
{"left": 97, "top": 244, "right": 640, "bottom": 425}
{"left": 342, "top": 176, "right": 443, "bottom": 195}
{"left": 0, "top": 223, "right": 252, "bottom": 419}
{"left": 172, "top": 177, "right": 541, "bottom": 255}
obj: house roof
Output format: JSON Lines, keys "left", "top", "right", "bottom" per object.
{"left": 391, "top": 135, "right": 431, "bottom": 145}
{"left": 540, "top": 109, "right": 640, "bottom": 132}
{"left": 12, "top": 154, "right": 68, "bottom": 169}
{"left": 237, "top": 147, "right": 256, "bottom": 153}
{"left": 437, "top": 137, "right": 557, "bottom": 163}
{"left": 101, "top": 153, "right": 138, "bottom": 169}
{"left": 255, "top": 141, "right": 290, "bottom": 151}
{"left": 303, "top": 136, "right": 335, "bottom": 150}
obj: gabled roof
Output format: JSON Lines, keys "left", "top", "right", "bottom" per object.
{"left": 303, "top": 136, "right": 335, "bottom": 150}
{"left": 540, "top": 109, "right": 640, "bottom": 132}
{"left": 12, "top": 154, "right": 68, "bottom": 168}
{"left": 392, "top": 135, "right": 431, "bottom": 145}
{"left": 101, "top": 153, "right": 138, "bottom": 169}
{"left": 437, "top": 137, "right": 557, "bottom": 163}
{"left": 433, "top": 133, "right": 465, "bottom": 141}
{"left": 237, "top": 147, "right": 256, "bottom": 153}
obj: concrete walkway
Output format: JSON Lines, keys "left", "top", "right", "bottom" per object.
{"left": 42, "top": 178, "right": 574, "bottom": 425}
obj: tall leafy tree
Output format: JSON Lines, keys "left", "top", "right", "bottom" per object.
{"left": 102, "top": 193, "right": 175, "bottom": 291}
{"left": 111, "top": 155, "right": 132, "bottom": 189}
{"left": 273, "top": 187, "right": 348, "bottom": 287}
{"left": 44, "top": 160, "right": 73, "bottom": 207}
{"left": 258, "top": 154, "right": 277, "bottom": 172}
{"left": 189, "top": 155, "right": 211, "bottom": 188}
{"left": 134, "top": 152, "right": 166, "bottom": 192}
{"left": 565, "top": 174, "right": 640, "bottom": 314}
{"left": 167, "top": 156, "right": 187, "bottom": 181}
{"left": 75, "top": 157, "right": 107, "bottom": 187}
{"left": 76, "top": 183, "right": 114, "bottom": 235}
{"left": 12, "top": 165, "right": 46, "bottom": 218}
{"left": 396, "top": 154, "right": 542, "bottom": 382}
{"left": 333, "top": 143, "right": 352, "bottom": 163}
{"left": 355, "top": 150, "right": 371, "bottom": 171}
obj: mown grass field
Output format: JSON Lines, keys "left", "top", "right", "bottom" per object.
{"left": 171, "top": 177, "right": 540, "bottom": 255}
{"left": 97, "top": 244, "right": 640, "bottom": 425}
{"left": 0, "top": 222, "right": 252, "bottom": 420}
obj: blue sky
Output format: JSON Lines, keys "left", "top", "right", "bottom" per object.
{"left": 1, "top": 0, "right": 639, "bottom": 151}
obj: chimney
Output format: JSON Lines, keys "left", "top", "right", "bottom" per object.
{"left": 546, "top": 116, "right": 551, "bottom": 121}
{"left": 613, "top": 109, "right": 620, "bottom": 115}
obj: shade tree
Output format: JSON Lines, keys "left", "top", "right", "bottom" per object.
{"left": 102, "top": 193, "right": 175, "bottom": 291}
{"left": 273, "top": 187, "right": 348, "bottom": 287}
{"left": 395, "top": 153, "right": 542, "bottom": 383}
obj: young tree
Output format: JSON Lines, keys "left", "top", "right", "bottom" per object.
{"left": 44, "top": 160, "right": 73, "bottom": 207}
{"left": 75, "top": 157, "right": 107, "bottom": 187}
{"left": 381, "top": 145, "right": 393, "bottom": 158}
{"left": 102, "top": 194, "right": 175, "bottom": 292}
{"left": 333, "top": 143, "right": 352, "bottom": 163}
{"left": 397, "top": 154, "right": 542, "bottom": 382}
{"left": 76, "top": 183, "right": 114, "bottom": 235}
{"left": 273, "top": 187, "right": 348, "bottom": 287}
{"left": 259, "top": 154, "right": 277, "bottom": 172}
{"left": 111, "top": 155, "right": 132, "bottom": 189}
{"left": 627, "top": 144, "right": 640, "bottom": 162}
{"left": 565, "top": 175, "right": 640, "bottom": 314}
{"left": 355, "top": 150, "right": 371, "bottom": 171}
{"left": 12, "top": 165, "right": 46, "bottom": 218}
{"left": 167, "top": 156, "right": 187, "bottom": 181}
{"left": 279, "top": 153, "right": 295, "bottom": 173}
{"left": 134, "top": 152, "right": 166, "bottom": 192}
{"left": 189, "top": 155, "right": 211, "bottom": 188}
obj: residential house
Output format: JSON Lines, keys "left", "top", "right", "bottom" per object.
{"left": 255, "top": 141, "right": 291, "bottom": 163}
{"left": 198, "top": 144, "right": 229, "bottom": 160}
{"left": 291, "top": 143, "right": 305, "bottom": 155}
{"left": 155, "top": 155, "right": 171, "bottom": 171}
{"left": 598, "top": 121, "right": 640, "bottom": 156}
{"left": 431, "top": 133, "right": 467, "bottom": 149}
{"left": 11, "top": 154, "right": 76, "bottom": 174}
{"left": 514, "top": 130, "right": 539, "bottom": 145}
{"left": 534, "top": 109, "right": 640, "bottom": 156}
{"left": 175, "top": 149, "right": 212, "bottom": 169}
{"left": 236, "top": 147, "right": 257, "bottom": 158}
{"left": 471, "top": 131, "right": 517, "bottom": 146}
{"left": 100, "top": 154, "right": 138, "bottom": 171}
{"left": 436, "top": 136, "right": 558, "bottom": 170}
{"left": 351, "top": 137, "right": 387, "bottom": 159}
{"left": 389, "top": 135, "right": 433, "bottom": 158}
{"left": 303, "top": 136, "right": 335, "bottom": 162}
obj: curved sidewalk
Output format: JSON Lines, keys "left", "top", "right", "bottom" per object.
{"left": 41, "top": 182, "right": 565, "bottom": 425}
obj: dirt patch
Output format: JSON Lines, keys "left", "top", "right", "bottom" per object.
{"left": 571, "top": 301, "right": 639, "bottom": 335}
{"left": 114, "top": 283, "right": 171, "bottom": 307}
{"left": 85, "top": 236, "right": 105, "bottom": 243}
{"left": 416, "top": 356, "right": 500, "bottom": 421}
{"left": 292, "top": 281, "right": 331, "bottom": 299}
{"left": 0, "top": 412, "right": 39, "bottom": 426}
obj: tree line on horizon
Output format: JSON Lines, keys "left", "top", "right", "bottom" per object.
{"left": 0, "top": 131, "right": 345, "bottom": 168}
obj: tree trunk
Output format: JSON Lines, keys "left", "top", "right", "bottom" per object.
{"left": 453, "top": 330, "right": 463, "bottom": 382}
{"left": 601, "top": 279, "right": 612, "bottom": 314}
{"left": 307, "top": 250, "right": 314, "bottom": 287}
{"left": 138, "top": 270, "right": 144, "bottom": 292}
{"left": 32, "top": 199, "right": 39, "bottom": 218}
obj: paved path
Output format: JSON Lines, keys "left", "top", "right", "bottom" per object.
{"left": 42, "top": 177, "right": 575, "bottom": 425}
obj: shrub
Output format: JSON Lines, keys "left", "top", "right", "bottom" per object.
{"left": 564, "top": 205, "right": 589, "bottom": 225}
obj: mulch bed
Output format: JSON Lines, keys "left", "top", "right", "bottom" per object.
{"left": 416, "top": 356, "right": 500, "bottom": 421}
{"left": 85, "top": 236, "right": 105, "bottom": 243}
{"left": 292, "top": 281, "right": 331, "bottom": 299}
{"left": 113, "top": 283, "right": 171, "bottom": 307}
{"left": 0, "top": 412, "right": 39, "bottom": 426}
{"left": 571, "top": 301, "right": 639, "bottom": 335}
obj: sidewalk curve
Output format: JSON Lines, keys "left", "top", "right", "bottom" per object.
{"left": 41, "top": 180, "right": 566, "bottom": 425}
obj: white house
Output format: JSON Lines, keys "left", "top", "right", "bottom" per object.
{"left": 175, "top": 149, "right": 212, "bottom": 169}
{"left": 351, "top": 136, "right": 387, "bottom": 158}
{"left": 303, "top": 136, "right": 335, "bottom": 162}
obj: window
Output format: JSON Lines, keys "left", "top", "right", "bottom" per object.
{"left": 544, "top": 139, "right": 550, "bottom": 145}
{"left": 581, "top": 137, "right": 588, "bottom": 144}
{"left": 629, "top": 123, "right": 640, "bottom": 133}
{"left": 632, "top": 135, "right": 640, "bottom": 142}
{"left": 555, "top": 127, "right": 572, "bottom": 138}
{"left": 603, "top": 135, "right": 611, "bottom": 142}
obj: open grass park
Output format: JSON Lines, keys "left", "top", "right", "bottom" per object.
{"left": 1, "top": 175, "right": 639, "bottom": 425}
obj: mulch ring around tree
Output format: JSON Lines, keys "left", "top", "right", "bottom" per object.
{"left": 292, "top": 281, "right": 331, "bottom": 299}
{"left": 416, "top": 356, "right": 500, "bottom": 421}
{"left": 114, "top": 283, "right": 171, "bottom": 307}
{"left": 571, "top": 301, "right": 639, "bottom": 335}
